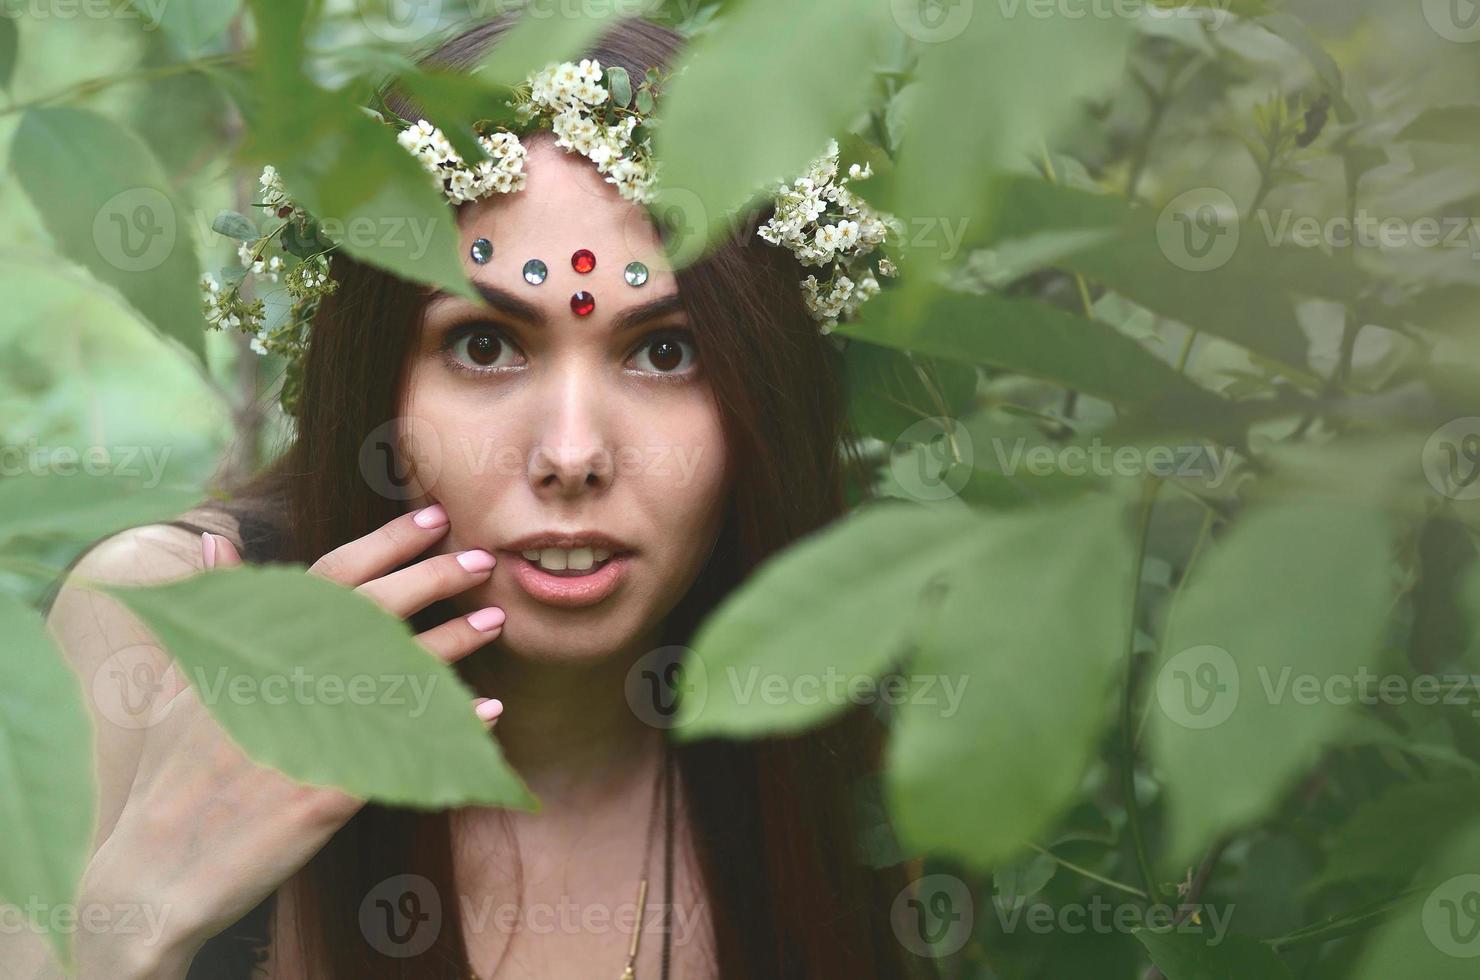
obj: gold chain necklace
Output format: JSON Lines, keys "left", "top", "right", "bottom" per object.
{"left": 467, "top": 742, "right": 672, "bottom": 980}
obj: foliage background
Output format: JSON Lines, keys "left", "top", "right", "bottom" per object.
{"left": 3, "top": 0, "right": 1480, "bottom": 977}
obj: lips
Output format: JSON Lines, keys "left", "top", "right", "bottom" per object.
{"left": 508, "top": 552, "right": 630, "bottom": 608}
{"left": 498, "top": 531, "right": 635, "bottom": 608}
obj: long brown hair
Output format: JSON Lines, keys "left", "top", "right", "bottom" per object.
{"left": 69, "top": 14, "right": 921, "bottom": 979}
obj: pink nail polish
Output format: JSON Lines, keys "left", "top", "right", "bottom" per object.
{"left": 467, "top": 607, "right": 505, "bottom": 632}
{"left": 413, "top": 504, "right": 448, "bottom": 528}
{"left": 201, "top": 532, "right": 216, "bottom": 569}
{"left": 457, "top": 549, "right": 496, "bottom": 572}
{"left": 476, "top": 699, "right": 504, "bottom": 722}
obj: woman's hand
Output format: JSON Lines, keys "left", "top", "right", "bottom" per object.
{"left": 74, "top": 505, "right": 505, "bottom": 979}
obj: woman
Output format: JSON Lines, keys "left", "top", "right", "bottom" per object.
{"left": 38, "top": 14, "right": 919, "bottom": 980}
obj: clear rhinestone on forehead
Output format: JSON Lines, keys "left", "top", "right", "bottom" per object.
{"left": 522, "top": 259, "right": 548, "bottom": 285}
{"left": 624, "top": 261, "right": 649, "bottom": 287}
{"left": 470, "top": 238, "right": 493, "bottom": 264}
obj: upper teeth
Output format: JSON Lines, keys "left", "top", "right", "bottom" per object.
{"left": 521, "top": 547, "right": 613, "bottom": 571}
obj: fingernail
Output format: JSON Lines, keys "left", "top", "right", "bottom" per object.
{"left": 476, "top": 698, "right": 504, "bottom": 722}
{"left": 457, "top": 549, "right": 496, "bottom": 572}
{"left": 467, "top": 607, "right": 505, "bottom": 632}
{"left": 201, "top": 532, "right": 216, "bottom": 570}
{"left": 413, "top": 504, "right": 448, "bottom": 528}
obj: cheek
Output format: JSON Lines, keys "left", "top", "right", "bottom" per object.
{"left": 631, "top": 390, "right": 730, "bottom": 546}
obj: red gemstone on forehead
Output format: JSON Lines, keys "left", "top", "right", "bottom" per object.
{"left": 571, "top": 249, "right": 596, "bottom": 274}
{"left": 570, "top": 291, "right": 596, "bottom": 317}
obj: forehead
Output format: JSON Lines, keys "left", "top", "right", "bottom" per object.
{"left": 426, "top": 136, "right": 674, "bottom": 321}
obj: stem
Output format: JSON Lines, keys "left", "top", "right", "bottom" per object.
{"left": 1267, "top": 888, "right": 1420, "bottom": 953}
{"left": 1121, "top": 475, "right": 1167, "bottom": 906}
{"left": 1028, "top": 843, "right": 1148, "bottom": 899}
{"left": 0, "top": 53, "right": 249, "bottom": 118}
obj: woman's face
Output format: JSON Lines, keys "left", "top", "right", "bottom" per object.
{"left": 398, "top": 136, "right": 731, "bottom": 663}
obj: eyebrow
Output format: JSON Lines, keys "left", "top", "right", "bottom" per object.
{"left": 429, "top": 281, "right": 686, "bottom": 333}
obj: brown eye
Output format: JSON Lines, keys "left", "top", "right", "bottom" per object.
{"left": 630, "top": 331, "right": 697, "bottom": 375}
{"left": 445, "top": 324, "right": 523, "bottom": 372}
{"left": 465, "top": 331, "right": 502, "bottom": 366}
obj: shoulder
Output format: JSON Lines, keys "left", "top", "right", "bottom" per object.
{"left": 66, "top": 507, "right": 241, "bottom": 589}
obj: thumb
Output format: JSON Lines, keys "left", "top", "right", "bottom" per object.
{"left": 201, "top": 531, "right": 245, "bottom": 570}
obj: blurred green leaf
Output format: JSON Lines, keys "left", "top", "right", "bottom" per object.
{"left": 1147, "top": 500, "right": 1394, "bottom": 865}
{"left": 0, "top": 12, "right": 17, "bottom": 91}
{"left": 100, "top": 564, "right": 535, "bottom": 809}
{"left": 1352, "top": 819, "right": 1480, "bottom": 977}
{"left": 132, "top": 0, "right": 241, "bottom": 56}
{"left": 894, "top": 1, "right": 1133, "bottom": 268}
{"left": 0, "top": 592, "right": 96, "bottom": 966}
{"left": 244, "top": 0, "right": 477, "bottom": 303}
{"left": 1135, "top": 929, "right": 1294, "bottom": 980}
{"left": 0, "top": 475, "right": 205, "bottom": 552}
{"left": 885, "top": 494, "right": 1134, "bottom": 868}
{"left": 654, "top": 0, "right": 892, "bottom": 246}
{"left": 11, "top": 107, "right": 206, "bottom": 362}
{"left": 838, "top": 284, "right": 1223, "bottom": 415}
{"left": 675, "top": 503, "right": 982, "bottom": 737}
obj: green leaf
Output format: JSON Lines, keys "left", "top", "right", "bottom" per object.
{"left": 605, "top": 66, "right": 632, "bottom": 108}
{"left": 1146, "top": 500, "right": 1394, "bottom": 865}
{"left": 1135, "top": 930, "right": 1294, "bottom": 980}
{"left": 1315, "top": 780, "right": 1480, "bottom": 890}
{"left": 845, "top": 342, "right": 977, "bottom": 445}
{"left": 211, "top": 209, "right": 259, "bottom": 241}
{"left": 1352, "top": 819, "right": 1480, "bottom": 978}
{"left": 0, "top": 475, "right": 205, "bottom": 551}
{"left": 968, "top": 176, "right": 1360, "bottom": 370}
{"left": 0, "top": 12, "right": 17, "bottom": 91}
{"left": 0, "top": 592, "right": 96, "bottom": 966}
{"left": 244, "top": 0, "right": 477, "bottom": 304}
{"left": 894, "top": 1, "right": 1133, "bottom": 268}
{"left": 470, "top": 6, "right": 624, "bottom": 91}
{"left": 98, "top": 565, "right": 535, "bottom": 809}
{"left": 133, "top": 0, "right": 241, "bottom": 56}
{"left": 11, "top": 107, "right": 206, "bottom": 362}
{"left": 674, "top": 503, "right": 984, "bottom": 737}
{"left": 885, "top": 494, "right": 1135, "bottom": 869}
{"left": 654, "top": 0, "right": 893, "bottom": 248}
{"left": 837, "top": 284, "right": 1223, "bottom": 416}
{"left": 1397, "top": 106, "right": 1480, "bottom": 147}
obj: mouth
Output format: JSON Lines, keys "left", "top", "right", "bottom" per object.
{"left": 499, "top": 533, "right": 635, "bottom": 608}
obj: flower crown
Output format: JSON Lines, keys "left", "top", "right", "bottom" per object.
{"left": 203, "top": 58, "right": 898, "bottom": 415}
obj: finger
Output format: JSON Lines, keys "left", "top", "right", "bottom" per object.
{"left": 356, "top": 550, "right": 495, "bottom": 620}
{"left": 414, "top": 606, "right": 505, "bottom": 662}
{"left": 202, "top": 532, "right": 244, "bottom": 570}
{"left": 308, "top": 504, "right": 451, "bottom": 587}
{"left": 473, "top": 697, "right": 503, "bottom": 728}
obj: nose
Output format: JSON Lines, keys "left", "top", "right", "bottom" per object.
{"left": 526, "top": 365, "right": 613, "bottom": 499}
